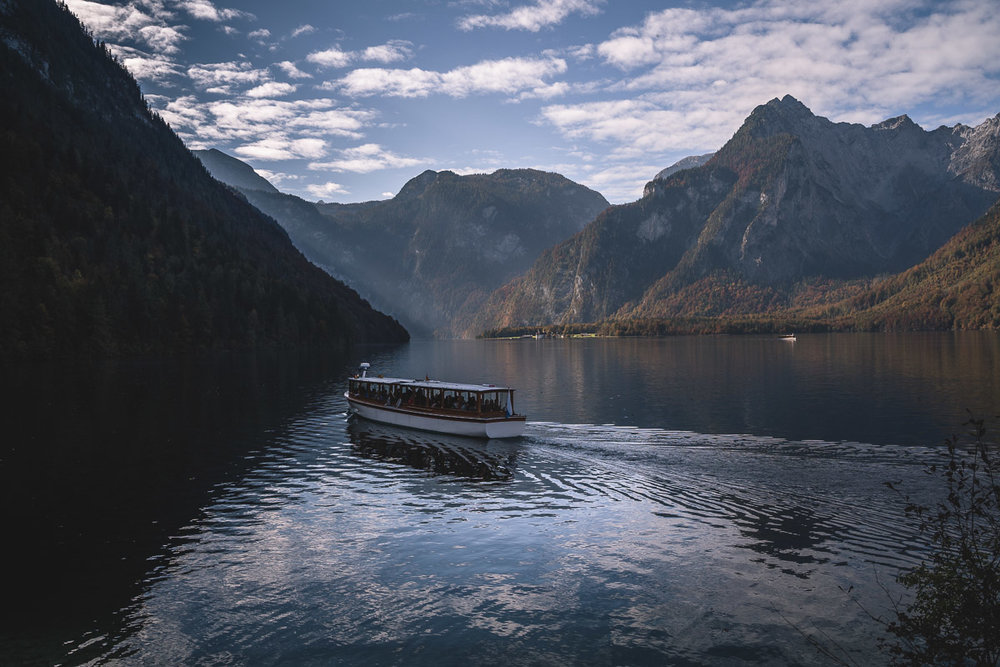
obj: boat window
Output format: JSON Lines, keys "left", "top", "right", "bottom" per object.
{"left": 481, "top": 391, "right": 503, "bottom": 416}
{"left": 452, "top": 391, "right": 477, "bottom": 412}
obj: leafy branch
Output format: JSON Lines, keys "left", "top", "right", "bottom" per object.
{"left": 883, "top": 415, "right": 1000, "bottom": 666}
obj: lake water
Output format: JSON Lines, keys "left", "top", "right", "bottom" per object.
{"left": 3, "top": 333, "right": 999, "bottom": 665}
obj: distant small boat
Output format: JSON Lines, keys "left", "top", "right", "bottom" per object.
{"left": 345, "top": 363, "right": 526, "bottom": 439}
{"left": 779, "top": 333, "right": 797, "bottom": 341}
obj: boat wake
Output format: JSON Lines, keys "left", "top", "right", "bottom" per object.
{"left": 340, "top": 415, "right": 939, "bottom": 575}
{"left": 514, "top": 421, "right": 940, "bottom": 572}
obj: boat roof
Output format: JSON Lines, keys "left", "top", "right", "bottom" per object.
{"left": 353, "top": 376, "right": 514, "bottom": 393}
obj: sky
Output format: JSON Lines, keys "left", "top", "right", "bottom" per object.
{"left": 65, "top": 0, "right": 1000, "bottom": 204}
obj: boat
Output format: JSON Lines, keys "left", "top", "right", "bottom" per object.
{"left": 779, "top": 333, "right": 797, "bottom": 341}
{"left": 345, "top": 363, "right": 526, "bottom": 439}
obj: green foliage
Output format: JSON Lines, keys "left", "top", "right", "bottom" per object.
{"left": 884, "top": 418, "right": 1000, "bottom": 665}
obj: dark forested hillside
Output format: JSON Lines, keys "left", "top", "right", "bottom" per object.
{"left": 0, "top": 0, "right": 407, "bottom": 357}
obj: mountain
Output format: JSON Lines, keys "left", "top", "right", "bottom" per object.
{"left": 195, "top": 148, "right": 279, "bottom": 194}
{"left": 819, "top": 199, "right": 1000, "bottom": 330}
{"left": 0, "top": 0, "right": 407, "bottom": 357}
{"left": 472, "top": 96, "right": 1000, "bottom": 332}
{"left": 199, "top": 160, "right": 609, "bottom": 336}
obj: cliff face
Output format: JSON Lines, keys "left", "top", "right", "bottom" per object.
{"left": 472, "top": 96, "right": 1000, "bottom": 331}
{"left": 693, "top": 97, "right": 997, "bottom": 285}
{"left": 0, "top": 0, "right": 407, "bottom": 357}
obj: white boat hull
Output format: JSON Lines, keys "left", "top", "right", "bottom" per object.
{"left": 346, "top": 393, "right": 526, "bottom": 439}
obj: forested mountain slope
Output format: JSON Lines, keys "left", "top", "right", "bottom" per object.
{"left": 0, "top": 0, "right": 407, "bottom": 357}
{"left": 820, "top": 200, "right": 1000, "bottom": 330}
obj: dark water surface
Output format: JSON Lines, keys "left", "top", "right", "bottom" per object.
{"left": 3, "top": 333, "right": 998, "bottom": 665}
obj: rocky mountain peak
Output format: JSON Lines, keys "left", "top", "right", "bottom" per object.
{"left": 759, "top": 94, "right": 815, "bottom": 122}
{"left": 771, "top": 94, "right": 812, "bottom": 114}
{"left": 734, "top": 94, "right": 826, "bottom": 142}
{"left": 949, "top": 113, "right": 1000, "bottom": 191}
{"left": 874, "top": 114, "right": 918, "bottom": 132}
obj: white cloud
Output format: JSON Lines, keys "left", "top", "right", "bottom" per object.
{"left": 307, "top": 47, "right": 352, "bottom": 69}
{"left": 68, "top": 0, "right": 252, "bottom": 42}
{"left": 248, "top": 28, "right": 271, "bottom": 41}
{"left": 442, "top": 57, "right": 567, "bottom": 97}
{"left": 309, "top": 143, "right": 428, "bottom": 173}
{"left": 541, "top": 97, "right": 735, "bottom": 162}
{"left": 136, "top": 24, "right": 186, "bottom": 54}
{"left": 334, "top": 67, "right": 439, "bottom": 97}
{"left": 187, "top": 61, "right": 268, "bottom": 92}
{"left": 334, "top": 57, "right": 567, "bottom": 99}
{"left": 307, "top": 181, "right": 351, "bottom": 199}
{"left": 158, "top": 94, "right": 211, "bottom": 134}
{"left": 176, "top": 0, "right": 253, "bottom": 22}
{"left": 275, "top": 61, "right": 311, "bottom": 79}
{"left": 114, "top": 49, "right": 183, "bottom": 81}
{"left": 291, "top": 24, "right": 316, "bottom": 38}
{"left": 307, "top": 41, "right": 415, "bottom": 69}
{"left": 246, "top": 81, "right": 298, "bottom": 98}
{"left": 254, "top": 169, "right": 297, "bottom": 185}
{"left": 459, "top": 0, "right": 603, "bottom": 32}
{"left": 65, "top": 0, "right": 187, "bottom": 54}
{"left": 538, "top": 0, "right": 1000, "bottom": 179}
{"left": 595, "top": 0, "right": 1000, "bottom": 113}
{"left": 157, "top": 95, "right": 375, "bottom": 157}
{"left": 289, "top": 107, "right": 375, "bottom": 137}
{"left": 235, "top": 137, "right": 327, "bottom": 160}
{"left": 582, "top": 163, "right": 665, "bottom": 201}
{"left": 361, "top": 41, "right": 414, "bottom": 64}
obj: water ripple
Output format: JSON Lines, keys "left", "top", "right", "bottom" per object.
{"left": 67, "top": 412, "right": 939, "bottom": 666}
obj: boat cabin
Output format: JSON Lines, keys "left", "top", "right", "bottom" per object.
{"left": 347, "top": 376, "right": 518, "bottom": 418}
